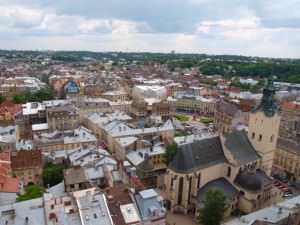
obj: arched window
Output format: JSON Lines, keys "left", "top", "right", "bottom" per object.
{"left": 178, "top": 177, "right": 184, "bottom": 205}
{"left": 251, "top": 132, "right": 255, "bottom": 139}
{"left": 188, "top": 176, "right": 192, "bottom": 204}
{"left": 270, "top": 135, "right": 274, "bottom": 142}
{"left": 227, "top": 167, "right": 231, "bottom": 178}
{"left": 258, "top": 134, "right": 262, "bottom": 141}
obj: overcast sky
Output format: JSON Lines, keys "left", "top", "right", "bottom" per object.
{"left": 0, "top": 0, "right": 300, "bottom": 58}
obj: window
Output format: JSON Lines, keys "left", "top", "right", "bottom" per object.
{"left": 251, "top": 132, "right": 255, "bottom": 139}
{"left": 258, "top": 134, "right": 262, "bottom": 141}
{"left": 188, "top": 176, "right": 192, "bottom": 204}
{"left": 270, "top": 135, "right": 274, "bottom": 142}
{"left": 177, "top": 177, "right": 184, "bottom": 205}
{"left": 197, "top": 173, "right": 201, "bottom": 189}
{"left": 227, "top": 167, "right": 231, "bottom": 178}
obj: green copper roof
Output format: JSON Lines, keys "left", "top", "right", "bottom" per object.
{"left": 252, "top": 76, "right": 278, "bottom": 117}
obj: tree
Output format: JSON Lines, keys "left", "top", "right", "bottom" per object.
{"left": 197, "top": 188, "right": 226, "bottom": 225}
{"left": 164, "top": 142, "right": 178, "bottom": 166}
{"left": 16, "top": 185, "right": 44, "bottom": 202}
{"left": 0, "top": 94, "right": 5, "bottom": 104}
{"left": 42, "top": 163, "right": 64, "bottom": 187}
{"left": 12, "top": 94, "right": 26, "bottom": 104}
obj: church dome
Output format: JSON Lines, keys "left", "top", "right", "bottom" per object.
{"left": 235, "top": 167, "right": 262, "bottom": 192}
{"left": 64, "top": 81, "right": 80, "bottom": 94}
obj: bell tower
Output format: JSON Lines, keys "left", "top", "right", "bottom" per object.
{"left": 248, "top": 77, "right": 280, "bottom": 175}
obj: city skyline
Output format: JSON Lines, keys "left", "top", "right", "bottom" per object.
{"left": 0, "top": 0, "right": 300, "bottom": 58}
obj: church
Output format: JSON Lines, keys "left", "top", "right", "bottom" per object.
{"left": 163, "top": 78, "right": 281, "bottom": 217}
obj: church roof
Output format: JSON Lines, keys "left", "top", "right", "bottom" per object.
{"left": 169, "top": 136, "right": 227, "bottom": 173}
{"left": 196, "top": 178, "right": 239, "bottom": 206}
{"left": 235, "top": 168, "right": 262, "bottom": 192}
{"left": 234, "top": 168, "right": 271, "bottom": 193}
{"left": 169, "top": 129, "right": 262, "bottom": 174}
{"left": 224, "top": 130, "right": 261, "bottom": 166}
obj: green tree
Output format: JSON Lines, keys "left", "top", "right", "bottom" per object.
{"left": 17, "top": 185, "right": 44, "bottom": 202}
{"left": 12, "top": 94, "right": 26, "bottom": 104}
{"left": 42, "top": 163, "right": 64, "bottom": 187}
{"left": 164, "top": 142, "right": 178, "bottom": 166}
{"left": 0, "top": 94, "right": 5, "bottom": 104}
{"left": 197, "top": 188, "right": 226, "bottom": 225}
{"left": 200, "top": 117, "right": 214, "bottom": 125}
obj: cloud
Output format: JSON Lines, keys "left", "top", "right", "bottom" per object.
{"left": 0, "top": 0, "right": 300, "bottom": 57}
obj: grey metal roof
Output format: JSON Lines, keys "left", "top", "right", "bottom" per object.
{"left": 235, "top": 169, "right": 262, "bottom": 192}
{"left": 224, "top": 130, "right": 260, "bottom": 166}
{"left": 196, "top": 178, "right": 239, "bottom": 205}
{"left": 169, "top": 136, "right": 227, "bottom": 173}
{"left": 277, "top": 137, "right": 300, "bottom": 155}
{"left": 234, "top": 169, "right": 271, "bottom": 193}
{"left": 256, "top": 169, "right": 272, "bottom": 186}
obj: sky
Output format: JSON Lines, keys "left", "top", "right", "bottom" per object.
{"left": 0, "top": 0, "right": 300, "bottom": 58}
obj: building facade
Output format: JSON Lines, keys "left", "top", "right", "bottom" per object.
{"left": 11, "top": 150, "right": 43, "bottom": 186}
{"left": 273, "top": 137, "right": 300, "bottom": 184}
{"left": 278, "top": 101, "right": 300, "bottom": 142}
{"left": 46, "top": 105, "right": 80, "bottom": 131}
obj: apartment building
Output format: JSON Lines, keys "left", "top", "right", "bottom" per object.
{"left": 279, "top": 101, "right": 300, "bottom": 142}
{"left": 46, "top": 105, "right": 80, "bottom": 131}
{"left": 11, "top": 149, "right": 43, "bottom": 186}
{"left": 273, "top": 137, "right": 300, "bottom": 184}
{"left": 176, "top": 93, "right": 216, "bottom": 116}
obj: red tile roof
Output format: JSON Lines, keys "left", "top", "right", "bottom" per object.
{"left": 0, "top": 101, "right": 22, "bottom": 115}
{"left": 0, "top": 176, "right": 20, "bottom": 193}
{"left": 281, "top": 101, "right": 300, "bottom": 111}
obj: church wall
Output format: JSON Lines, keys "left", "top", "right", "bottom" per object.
{"left": 248, "top": 111, "right": 280, "bottom": 175}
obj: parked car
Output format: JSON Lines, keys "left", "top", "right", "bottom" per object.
{"left": 282, "top": 187, "right": 292, "bottom": 192}
{"left": 283, "top": 193, "right": 294, "bottom": 198}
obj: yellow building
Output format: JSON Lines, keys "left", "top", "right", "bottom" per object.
{"left": 273, "top": 137, "right": 300, "bottom": 183}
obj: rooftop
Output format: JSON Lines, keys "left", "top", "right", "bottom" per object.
{"left": 22, "top": 102, "right": 45, "bottom": 115}
{"left": 0, "top": 198, "right": 45, "bottom": 225}
{"left": 277, "top": 137, "right": 300, "bottom": 155}
{"left": 169, "top": 135, "right": 227, "bottom": 173}
{"left": 223, "top": 130, "right": 260, "bottom": 166}
{"left": 223, "top": 195, "right": 300, "bottom": 225}
{"left": 197, "top": 178, "right": 239, "bottom": 206}
{"left": 74, "top": 188, "right": 114, "bottom": 225}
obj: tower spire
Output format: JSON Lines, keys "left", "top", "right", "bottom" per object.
{"left": 252, "top": 75, "right": 278, "bottom": 117}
